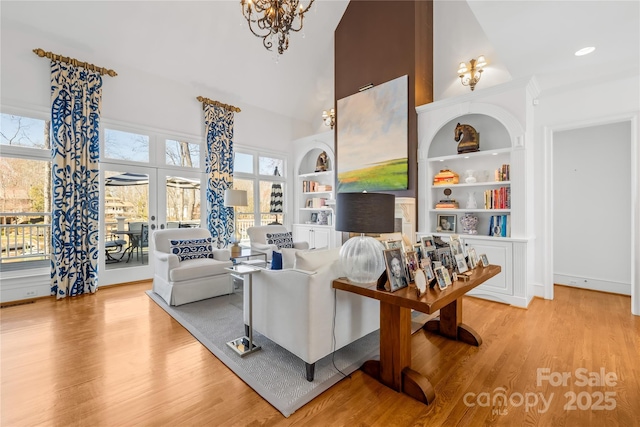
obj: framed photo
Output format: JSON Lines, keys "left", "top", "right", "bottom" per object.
{"left": 455, "top": 253, "right": 469, "bottom": 273}
{"left": 452, "top": 272, "right": 458, "bottom": 282}
{"left": 449, "top": 235, "right": 464, "bottom": 257}
{"left": 421, "top": 235, "right": 436, "bottom": 253}
{"left": 384, "top": 248, "right": 409, "bottom": 292}
{"left": 406, "top": 251, "right": 419, "bottom": 282}
{"left": 480, "top": 254, "right": 490, "bottom": 267}
{"left": 310, "top": 212, "right": 318, "bottom": 223}
{"left": 437, "top": 214, "right": 456, "bottom": 233}
{"left": 423, "top": 261, "right": 435, "bottom": 283}
{"left": 412, "top": 243, "right": 423, "bottom": 260}
{"left": 434, "top": 266, "right": 451, "bottom": 290}
{"left": 384, "top": 239, "right": 404, "bottom": 252}
{"left": 467, "top": 248, "right": 478, "bottom": 269}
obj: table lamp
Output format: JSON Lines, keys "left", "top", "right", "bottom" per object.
{"left": 224, "top": 188, "right": 248, "bottom": 256}
{"left": 336, "top": 192, "right": 395, "bottom": 283}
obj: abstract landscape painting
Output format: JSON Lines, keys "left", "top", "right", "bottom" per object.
{"left": 337, "top": 75, "right": 408, "bottom": 192}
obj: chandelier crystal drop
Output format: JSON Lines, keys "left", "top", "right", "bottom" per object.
{"left": 240, "top": 0, "right": 315, "bottom": 55}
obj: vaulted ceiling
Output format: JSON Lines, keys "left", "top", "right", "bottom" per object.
{"left": 2, "top": 1, "right": 638, "bottom": 127}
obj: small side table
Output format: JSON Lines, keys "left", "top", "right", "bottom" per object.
{"left": 230, "top": 248, "right": 268, "bottom": 266}
{"left": 225, "top": 265, "right": 261, "bottom": 357}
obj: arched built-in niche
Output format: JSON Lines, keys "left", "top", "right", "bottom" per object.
{"left": 416, "top": 101, "right": 533, "bottom": 307}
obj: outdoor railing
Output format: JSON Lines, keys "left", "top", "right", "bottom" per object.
{"left": 0, "top": 212, "right": 52, "bottom": 264}
{"left": 0, "top": 212, "right": 279, "bottom": 265}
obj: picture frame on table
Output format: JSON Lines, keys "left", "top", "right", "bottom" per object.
{"left": 434, "top": 266, "right": 451, "bottom": 290}
{"left": 412, "top": 243, "right": 423, "bottom": 261}
{"left": 384, "top": 248, "right": 409, "bottom": 292}
{"left": 437, "top": 214, "right": 457, "bottom": 233}
{"left": 421, "top": 235, "right": 436, "bottom": 253}
{"left": 455, "top": 253, "right": 469, "bottom": 273}
{"left": 480, "top": 253, "right": 490, "bottom": 267}
{"left": 467, "top": 248, "right": 478, "bottom": 269}
{"left": 423, "top": 261, "right": 435, "bottom": 283}
{"left": 384, "top": 239, "right": 404, "bottom": 252}
{"left": 405, "top": 251, "right": 419, "bottom": 282}
{"left": 449, "top": 235, "right": 464, "bottom": 257}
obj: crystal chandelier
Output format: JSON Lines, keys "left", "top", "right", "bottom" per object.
{"left": 240, "top": 0, "right": 315, "bottom": 55}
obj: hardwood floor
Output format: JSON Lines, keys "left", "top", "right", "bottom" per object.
{"left": 1, "top": 282, "right": 639, "bottom": 426}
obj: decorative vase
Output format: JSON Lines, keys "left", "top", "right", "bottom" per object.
{"left": 460, "top": 213, "right": 479, "bottom": 235}
{"left": 465, "top": 170, "right": 477, "bottom": 183}
{"left": 465, "top": 191, "right": 478, "bottom": 209}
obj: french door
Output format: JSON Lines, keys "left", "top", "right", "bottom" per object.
{"left": 99, "top": 165, "right": 204, "bottom": 286}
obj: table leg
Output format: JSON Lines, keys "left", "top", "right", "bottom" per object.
{"left": 360, "top": 301, "right": 435, "bottom": 405}
{"left": 423, "top": 298, "right": 482, "bottom": 346}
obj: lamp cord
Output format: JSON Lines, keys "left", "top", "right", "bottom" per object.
{"left": 331, "top": 288, "right": 350, "bottom": 380}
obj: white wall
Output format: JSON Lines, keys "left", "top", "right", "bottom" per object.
{"left": 553, "top": 122, "right": 631, "bottom": 293}
{"left": 534, "top": 75, "right": 640, "bottom": 314}
{"left": 0, "top": 25, "right": 313, "bottom": 151}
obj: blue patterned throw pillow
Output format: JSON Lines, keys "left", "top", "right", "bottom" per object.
{"left": 266, "top": 232, "right": 294, "bottom": 249}
{"left": 170, "top": 238, "right": 214, "bottom": 261}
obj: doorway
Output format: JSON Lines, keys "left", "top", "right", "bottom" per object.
{"left": 552, "top": 121, "right": 632, "bottom": 295}
{"left": 99, "top": 166, "right": 204, "bottom": 286}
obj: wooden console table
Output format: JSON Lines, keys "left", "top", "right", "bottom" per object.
{"left": 332, "top": 264, "right": 501, "bottom": 405}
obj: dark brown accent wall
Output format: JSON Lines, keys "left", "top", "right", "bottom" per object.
{"left": 334, "top": 0, "right": 433, "bottom": 200}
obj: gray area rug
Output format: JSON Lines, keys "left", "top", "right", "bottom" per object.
{"left": 146, "top": 290, "right": 380, "bottom": 418}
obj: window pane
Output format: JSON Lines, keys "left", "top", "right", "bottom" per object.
{"left": 104, "top": 171, "right": 149, "bottom": 268}
{"left": 0, "top": 114, "right": 48, "bottom": 149}
{"left": 0, "top": 156, "right": 51, "bottom": 265}
{"left": 259, "top": 156, "right": 284, "bottom": 176}
{"left": 234, "top": 152, "right": 253, "bottom": 174}
{"left": 165, "top": 139, "right": 200, "bottom": 168}
{"left": 104, "top": 129, "right": 149, "bottom": 162}
{"left": 165, "top": 175, "right": 201, "bottom": 228}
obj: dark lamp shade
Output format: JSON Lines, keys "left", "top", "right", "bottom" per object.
{"left": 335, "top": 192, "right": 395, "bottom": 233}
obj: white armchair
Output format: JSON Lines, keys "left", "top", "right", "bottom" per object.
{"left": 152, "top": 228, "right": 233, "bottom": 306}
{"left": 246, "top": 225, "right": 309, "bottom": 260}
{"left": 244, "top": 248, "right": 380, "bottom": 381}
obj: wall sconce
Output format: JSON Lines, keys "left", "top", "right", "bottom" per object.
{"left": 457, "top": 55, "right": 487, "bottom": 91}
{"left": 322, "top": 108, "right": 335, "bottom": 129}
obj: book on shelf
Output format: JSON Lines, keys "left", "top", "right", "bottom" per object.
{"left": 483, "top": 187, "right": 511, "bottom": 209}
{"left": 494, "top": 164, "right": 510, "bottom": 182}
{"left": 489, "top": 214, "right": 511, "bottom": 237}
{"left": 303, "top": 180, "right": 332, "bottom": 193}
{"left": 435, "top": 201, "right": 459, "bottom": 209}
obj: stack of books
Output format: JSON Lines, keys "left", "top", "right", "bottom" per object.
{"left": 435, "top": 199, "right": 459, "bottom": 209}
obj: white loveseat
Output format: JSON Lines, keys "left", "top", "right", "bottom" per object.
{"left": 244, "top": 247, "right": 380, "bottom": 381}
{"left": 152, "top": 228, "right": 233, "bottom": 306}
{"left": 246, "top": 225, "right": 309, "bottom": 261}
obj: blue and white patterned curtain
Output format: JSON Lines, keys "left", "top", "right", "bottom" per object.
{"left": 50, "top": 61, "right": 102, "bottom": 299}
{"left": 204, "top": 104, "right": 235, "bottom": 248}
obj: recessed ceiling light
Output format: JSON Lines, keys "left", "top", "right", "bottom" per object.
{"left": 575, "top": 47, "right": 596, "bottom": 56}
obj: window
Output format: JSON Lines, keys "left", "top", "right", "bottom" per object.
{"left": 165, "top": 139, "right": 200, "bottom": 168}
{"left": 232, "top": 150, "right": 287, "bottom": 242}
{"left": 104, "top": 128, "right": 150, "bottom": 162}
{"left": 0, "top": 113, "right": 52, "bottom": 270}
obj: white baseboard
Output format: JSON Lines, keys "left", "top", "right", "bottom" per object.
{"left": 554, "top": 273, "right": 630, "bottom": 296}
{"left": 0, "top": 268, "right": 50, "bottom": 303}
